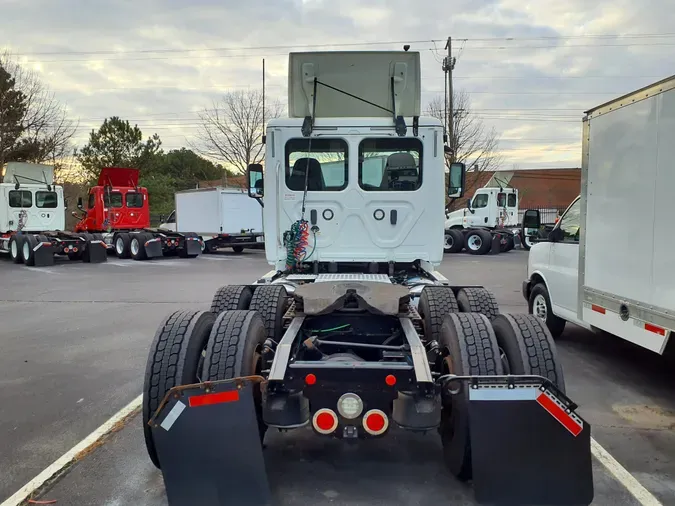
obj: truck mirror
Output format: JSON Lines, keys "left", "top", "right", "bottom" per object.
{"left": 466, "top": 198, "right": 472, "bottom": 209}
{"left": 522, "top": 209, "right": 540, "bottom": 229}
{"left": 448, "top": 162, "right": 465, "bottom": 198}
{"left": 77, "top": 197, "right": 83, "bottom": 210}
{"left": 247, "top": 163, "right": 264, "bottom": 199}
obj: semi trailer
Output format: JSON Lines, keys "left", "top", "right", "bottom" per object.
{"left": 0, "top": 162, "right": 107, "bottom": 266}
{"left": 523, "top": 75, "right": 675, "bottom": 354}
{"left": 73, "top": 167, "right": 202, "bottom": 260}
{"left": 142, "top": 51, "right": 593, "bottom": 505}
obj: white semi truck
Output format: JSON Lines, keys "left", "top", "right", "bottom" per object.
{"left": 523, "top": 75, "right": 675, "bottom": 354}
{"left": 160, "top": 187, "right": 264, "bottom": 253}
{"left": 142, "top": 50, "right": 593, "bottom": 506}
{"left": 0, "top": 162, "right": 107, "bottom": 266}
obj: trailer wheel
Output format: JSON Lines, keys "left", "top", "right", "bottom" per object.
{"left": 439, "top": 313, "right": 503, "bottom": 481}
{"left": 142, "top": 310, "right": 216, "bottom": 469}
{"left": 9, "top": 235, "right": 24, "bottom": 264}
{"left": 456, "top": 287, "right": 500, "bottom": 321}
{"left": 528, "top": 283, "right": 566, "bottom": 339}
{"left": 114, "top": 233, "right": 131, "bottom": 258}
{"left": 418, "top": 286, "right": 459, "bottom": 341}
{"left": 491, "top": 313, "right": 566, "bottom": 393}
{"left": 202, "top": 310, "right": 268, "bottom": 440}
{"left": 232, "top": 245, "right": 244, "bottom": 254}
{"left": 249, "top": 285, "right": 289, "bottom": 342}
{"left": 130, "top": 233, "right": 149, "bottom": 261}
{"left": 211, "top": 285, "right": 254, "bottom": 314}
{"left": 443, "top": 229, "right": 464, "bottom": 254}
{"left": 465, "top": 230, "right": 492, "bottom": 255}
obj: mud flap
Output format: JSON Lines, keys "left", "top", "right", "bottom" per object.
{"left": 33, "top": 242, "right": 54, "bottom": 267}
{"left": 468, "top": 383, "right": 594, "bottom": 505}
{"left": 149, "top": 379, "right": 272, "bottom": 506}
{"left": 185, "top": 236, "right": 202, "bottom": 256}
{"left": 145, "top": 238, "right": 163, "bottom": 258}
{"left": 84, "top": 240, "right": 108, "bottom": 263}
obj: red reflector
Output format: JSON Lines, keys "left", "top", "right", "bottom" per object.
{"left": 73, "top": 247, "right": 78, "bottom": 253}
{"left": 305, "top": 373, "right": 317, "bottom": 385}
{"left": 365, "top": 412, "right": 386, "bottom": 433}
{"left": 536, "top": 391, "right": 583, "bottom": 437}
{"left": 315, "top": 412, "right": 335, "bottom": 431}
{"left": 188, "top": 389, "right": 239, "bottom": 408}
{"left": 385, "top": 374, "right": 396, "bottom": 386}
{"left": 645, "top": 323, "right": 666, "bottom": 336}
{"left": 591, "top": 304, "right": 605, "bottom": 314}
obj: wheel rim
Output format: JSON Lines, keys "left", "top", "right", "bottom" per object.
{"left": 115, "top": 237, "right": 124, "bottom": 255}
{"left": 467, "top": 234, "right": 482, "bottom": 250}
{"left": 130, "top": 238, "right": 139, "bottom": 256}
{"left": 533, "top": 294, "right": 548, "bottom": 321}
{"left": 23, "top": 241, "right": 30, "bottom": 260}
{"left": 444, "top": 234, "right": 453, "bottom": 250}
{"left": 10, "top": 241, "right": 17, "bottom": 258}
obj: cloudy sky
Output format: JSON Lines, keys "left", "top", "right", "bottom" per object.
{"left": 2, "top": 0, "right": 673, "bottom": 169}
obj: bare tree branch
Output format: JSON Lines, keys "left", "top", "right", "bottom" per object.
{"left": 193, "top": 90, "right": 283, "bottom": 174}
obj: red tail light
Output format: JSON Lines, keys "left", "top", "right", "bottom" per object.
{"left": 362, "top": 409, "right": 388, "bottom": 436}
{"left": 312, "top": 409, "right": 338, "bottom": 434}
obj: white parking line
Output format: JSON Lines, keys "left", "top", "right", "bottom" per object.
{"left": 0, "top": 396, "right": 663, "bottom": 506}
{"left": 0, "top": 395, "right": 142, "bottom": 506}
{"left": 590, "top": 437, "right": 663, "bottom": 505}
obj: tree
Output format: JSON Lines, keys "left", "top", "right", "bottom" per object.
{"left": 75, "top": 116, "right": 162, "bottom": 181}
{"left": 0, "top": 52, "right": 77, "bottom": 175}
{"left": 194, "top": 90, "right": 283, "bottom": 174}
{"left": 427, "top": 90, "right": 503, "bottom": 209}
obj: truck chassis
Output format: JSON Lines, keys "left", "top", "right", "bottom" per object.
{"left": 101, "top": 229, "right": 202, "bottom": 260}
{"left": 1, "top": 230, "right": 107, "bottom": 266}
{"left": 143, "top": 264, "right": 594, "bottom": 505}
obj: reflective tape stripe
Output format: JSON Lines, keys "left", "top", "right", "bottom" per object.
{"left": 469, "top": 387, "right": 539, "bottom": 401}
{"left": 536, "top": 390, "right": 583, "bottom": 437}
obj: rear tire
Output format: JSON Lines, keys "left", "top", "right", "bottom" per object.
{"left": 202, "top": 310, "right": 268, "bottom": 440}
{"left": 528, "top": 283, "right": 566, "bottom": 339}
{"left": 22, "top": 234, "right": 39, "bottom": 266}
{"left": 232, "top": 245, "right": 244, "bottom": 254}
{"left": 491, "top": 313, "right": 566, "bottom": 393}
{"left": 142, "top": 310, "right": 216, "bottom": 469}
{"left": 456, "top": 287, "right": 500, "bottom": 321}
{"left": 130, "top": 233, "right": 148, "bottom": 261}
{"left": 114, "top": 233, "right": 131, "bottom": 258}
{"left": 417, "top": 286, "right": 459, "bottom": 340}
{"left": 211, "top": 285, "right": 254, "bottom": 314}
{"left": 249, "top": 285, "right": 289, "bottom": 342}
{"left": 438, "top": 313, "right": 503, "bottom": 481}
{"left": 444, "top": 229, "right": 464, "bottom": 254}
{"left": 465, "top": 230, "right": 492, "bottom": 255}
{"left": 9, "top": 235, "right": 24, "bottom": 264}
{"left": 504, "top": 234, "right": 515, "bottom": 252}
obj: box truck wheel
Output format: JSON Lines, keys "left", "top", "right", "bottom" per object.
{"left": 528, "top": 283, "right": 566, "bottom": 339}
{"left": 438, "top": 313, "right": 503, "bottom": 481}
{"left": 456, "top": 287, "right": 500, "bottom": 321}
{"left": 232, "top": 245, "right": 244, "bottom": 253}
{"left": 249, "top": 285, "right": 289, "bottom": 342}
{"left": 9, "top": 235, "right": 24, "bottom": 264}
{"left": 465, "top": 230, "right": 492, "bottom": 255}
{"left": 142, "top": 310, "right": 216, "bottom": 469}
{"left": 418, "top": 286, "right": 459, "bottom": 340}
{"left": 201, "top": 310, "right": 268, "bottom": 440}
{"left": 491, "top": 313, "right": 566, "bottom": 393}
{"left": 211, "top": 285, "right": 254, "bottom": 314}
{"left": 444, "top": 229, "right": 464, "bottom": 253}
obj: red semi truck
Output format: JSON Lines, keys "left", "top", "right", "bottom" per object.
{"left": 73, "top": 167, "right": 202, "bottom": 260}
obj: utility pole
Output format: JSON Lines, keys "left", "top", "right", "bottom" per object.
{"left": 443, "top": 37, "right": 456, "bottom": 162}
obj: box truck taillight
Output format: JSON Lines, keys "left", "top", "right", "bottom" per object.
{"left": 591, "top": 304, "right": 605, "bottom": 314}
{"left": 644, "top": 323, "right": 666, "bottom": 336}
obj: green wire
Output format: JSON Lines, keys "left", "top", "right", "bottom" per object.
{"left": 309, "top": 324, "right": 351, "bottom": 333}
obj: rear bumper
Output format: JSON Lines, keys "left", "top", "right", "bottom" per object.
{"left": 214, "top": 234, "right": 263, "bottom": 247}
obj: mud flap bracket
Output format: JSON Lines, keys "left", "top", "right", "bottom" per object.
{"left": 467, "top": 382, "right": 594, "bottom": 505}
{"left": 149, "top": 379, "right": 272, "bottom": 506}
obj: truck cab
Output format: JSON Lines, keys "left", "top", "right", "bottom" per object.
{"left": 445, "top": 186, "right": 519, "bottom": 230}
{"left": 75, "top": 167, "right": 150, "bottom": 232}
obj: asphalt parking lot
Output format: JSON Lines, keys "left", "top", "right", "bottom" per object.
{"left": 0, "top": 249, "right": 673, "bottom": 505}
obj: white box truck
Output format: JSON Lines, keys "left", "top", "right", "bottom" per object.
{"left": 160, "top": 187, "right": 264, "bottom": 253}
{"left": 522, "top": 75, "right": 675, "bottom": 354}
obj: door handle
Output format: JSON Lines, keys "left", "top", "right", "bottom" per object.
{"left": 310, "top": 209, "right": 317, "bottom": 225}
{"left": 390, "top": 210, "right": 397, "bottom": 225}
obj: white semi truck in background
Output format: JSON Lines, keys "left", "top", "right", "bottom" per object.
{"left": 523, "top": 75, "right": 674, "bottom": 354}
{"left": 160, "top": 187, "right": 264, "bottom": 253}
